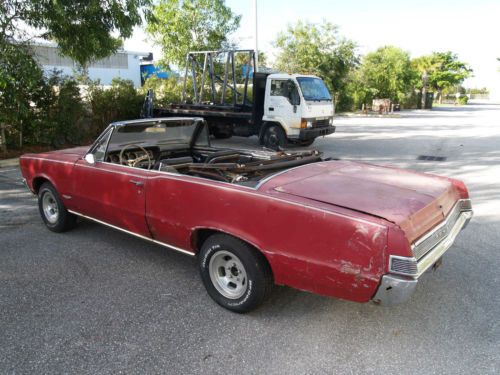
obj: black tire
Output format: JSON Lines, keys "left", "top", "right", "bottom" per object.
{"left": 199, "top": 234, "right": 273, "bottom": 313}
{"left": 262, "top": 125, "right": 287, "bottom": 150}
{"left": 212, "top": 131, "right": 232, "bottom": 139}
{"left": 38, "top": 182, "right": 77, "bottom": 232}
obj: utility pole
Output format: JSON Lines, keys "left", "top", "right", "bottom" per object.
{"left": 253, "top": 0, "right": 258, "bottom": 72}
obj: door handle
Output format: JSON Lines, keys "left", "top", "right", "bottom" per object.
{"left": 129, "top": 179, "right": 144, "bottom": 187}
{"left": 268, "top": 107, "right": 274, "bottom": 111}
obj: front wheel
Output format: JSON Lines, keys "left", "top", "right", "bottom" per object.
{"left": 262, "top": 125, "right": 287, "bottom": 150}
{"left": 199, "top": 234, "right": 273, "bottom": 313}
{"left": 38, "top": 182, "right": 77, "bottom": 232}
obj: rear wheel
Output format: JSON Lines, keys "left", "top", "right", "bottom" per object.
{"left": 38, "top": 182, "right": 77, "bottom": 232}
{"left": 213, "top": 132, "right": 232, "bottom": 139}
{"left": 212, "top": 128, "right": 233, "bottom": 139}
{"left": 263, "top": 125, "right": 287, "bottom": 150}
{"left": 199, "top": 234, "right": 273, "bottom": 313}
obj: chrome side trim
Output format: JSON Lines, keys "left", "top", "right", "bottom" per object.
{"left": 372, "top": 274, "right": 418, "bottom": 306}
{"left": 68, "top": 210, "right": 195, "bottom": 257}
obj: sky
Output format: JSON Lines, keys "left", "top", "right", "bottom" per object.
{"left": 124, "top": 0, "right": 500, "bottom": 91}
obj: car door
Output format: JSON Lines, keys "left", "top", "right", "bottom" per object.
{"left": 71, "top": 128, "right": 151, "bottom": 238}
{"left": 266, "top": 79, "right": 302, "bottom": 129}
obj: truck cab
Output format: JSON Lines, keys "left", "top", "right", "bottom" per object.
{"left": 261, "top": 73, "right": 335, "bottom": 148}
{"left": 148, "top": 50, "right": 336, "bottom": 150}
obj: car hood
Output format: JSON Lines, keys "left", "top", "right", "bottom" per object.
{"left": 272, "top": 161, "right": 460, "bottom": 243}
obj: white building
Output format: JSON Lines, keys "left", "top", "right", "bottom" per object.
{"left": 31, "top": 43, "right": 150, "bottom": 87}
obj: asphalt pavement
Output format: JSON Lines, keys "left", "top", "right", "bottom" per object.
{"left": 1, "top": 104, "right": 499, "bottom": 374}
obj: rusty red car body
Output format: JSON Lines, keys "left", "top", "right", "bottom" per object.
{"left": 20, "top": 117, "right": 473, "bottom": 310}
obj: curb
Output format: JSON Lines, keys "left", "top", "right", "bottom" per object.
{"left": 337, "top": 113, "right": 402, "bottom": 118}
{"left": 0, "top": 158, "right": 20, "bottom": 169}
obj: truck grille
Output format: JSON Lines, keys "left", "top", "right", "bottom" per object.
{"left": 313, "top": 119, "right": 330, "bottom": 128}
{"left": 412, "top": 201, "right": 464, "bottom": 260}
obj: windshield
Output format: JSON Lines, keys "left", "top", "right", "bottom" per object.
{"left": 296, "top": 77, "right": 332, "bottom": 101}
{"left": 107, "top": 119, "right": 209, "bottom": 150}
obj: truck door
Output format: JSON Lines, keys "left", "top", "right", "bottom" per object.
{"left": 265, "top": 79, "right": 302, "bottom": 131}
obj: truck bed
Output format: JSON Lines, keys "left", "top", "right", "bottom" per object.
{"left": 155, "top": 105, "right": 253, "bottom": 120}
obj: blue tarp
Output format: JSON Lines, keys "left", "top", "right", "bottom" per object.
{"left": 141, "top": 64, "right": 171, "bottom": 80}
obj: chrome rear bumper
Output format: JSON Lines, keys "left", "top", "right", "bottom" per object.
{"left": 372, "top": 199, "right": 473, "bottom": 306}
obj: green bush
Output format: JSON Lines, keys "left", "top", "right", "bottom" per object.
{"left": 458, "top": 95, "right": 468, "bottom": 105}
{"left": 1, "top": 65, "right": 88, "bottom": 148}
{"left": 87, "top": 78, "right": 144, "bottom": 137}
{"left": 42, "top": 74, "right": 86, "bottom": 146}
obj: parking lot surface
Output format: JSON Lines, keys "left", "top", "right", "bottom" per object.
{"left": 1, "top": 104, "right": 499, "bottom": 374}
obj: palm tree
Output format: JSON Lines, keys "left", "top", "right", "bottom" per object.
{"left": 412, "top": 55, "right": 437, "bottom": 108}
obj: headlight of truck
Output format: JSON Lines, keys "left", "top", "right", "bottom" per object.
{"left": 300, "top": 119, "right": 315, "bottom": 129}
{"left": 329, "top": 117, "right": 333, "bottom": 125}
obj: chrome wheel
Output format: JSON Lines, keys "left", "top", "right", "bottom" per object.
{"left": 42, "top": 191, "right": 59, "bottom": 224}
{"left": 209, "top": 250, "right": 248, "bottom": 299}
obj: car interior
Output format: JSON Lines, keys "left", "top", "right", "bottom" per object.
{"left": 100, "top": 119, "right": 323, "bottom": 187}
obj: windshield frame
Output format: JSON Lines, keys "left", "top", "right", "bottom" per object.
{"left": 86, "top": 118, "right": 209, "bottom": 160}
{"left": 296, "top": 77, "right": 332, "bottom": 101}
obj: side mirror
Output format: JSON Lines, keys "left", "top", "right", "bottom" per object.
{"left": 287, "top": 80, "right": 300, "bottom": 106}
{"left": 291, "top": 96, "right": 300, "bottom": 106}
{"left": 84, "top": 153, "right": 95, "bottom": 165}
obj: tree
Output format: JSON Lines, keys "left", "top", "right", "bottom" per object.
{"left": 1, "top": 0, "right": 151, "bottom": 68}
{"left": 273, "top": 21, "right": 358, "bottom": 109}
{"left": 412, "top": 55, "right": 440, "bottom": 109}
{"left": 425, "top": 52, "right": 472, "bottom": 103}
{"left": 146, "top": 0, "right": 241, "bottom": 68}
{"left": 0, "top": 43, "right": 49, "bottom": 152}
{"left": 358, "top": 46, "right": 415, "bottom": 104}
{"left": 0, "top": 0, "right": 150, "bottom": 152}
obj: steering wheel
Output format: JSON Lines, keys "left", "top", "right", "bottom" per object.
{"left": 119, "top": 144, "right": 152, "bottom": 170}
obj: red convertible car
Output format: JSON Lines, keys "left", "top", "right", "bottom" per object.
{"left": 20, "top": 117, "right": 472, "bottom": 312}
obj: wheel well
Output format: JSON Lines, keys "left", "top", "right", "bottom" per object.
{"left": 32, "top": 177, "right": 50, "bottom": 193}
{"left": 191, "top": 228, "right": 274, "bottom": 281}
{"left": 191, "top": 228, "right": 219, "bottom": 254}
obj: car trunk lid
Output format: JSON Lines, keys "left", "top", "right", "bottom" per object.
{"left": 274, "top": 162, "right": 460, "bottom": 243}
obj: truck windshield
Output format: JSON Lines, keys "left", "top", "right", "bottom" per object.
{"left": 296, "top": 77, "right": 332, "bottom": 101}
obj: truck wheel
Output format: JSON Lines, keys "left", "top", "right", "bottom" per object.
{"left": 199, "top": 234, "right": 273, "bottom": 313}
{"left": 263, "top": 125, "right": 287, "bottom": 150}
{"left": 212, "top": 128, "right": 233, "bottom": 139}
{"left": 213, "top": 132, "right": 232, "bottom": 139}
{"left": 38, "top": 182, "right": 77, "bottom": 232}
